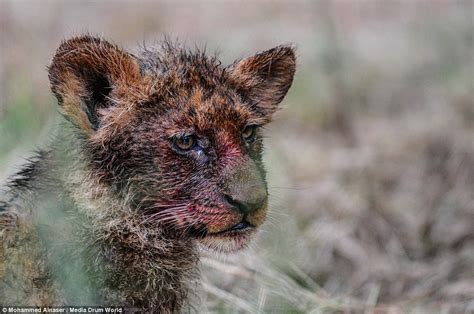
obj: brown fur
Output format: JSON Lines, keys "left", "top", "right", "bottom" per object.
{"left": 0, "top": 36, "right": 296, "bottom": 312}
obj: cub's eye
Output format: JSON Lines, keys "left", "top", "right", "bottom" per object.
{"left": 242, "top": 125, "right": 257, "bottom": 142}
{"left": 174, "top": 135, "right": 196, "bottom": 151}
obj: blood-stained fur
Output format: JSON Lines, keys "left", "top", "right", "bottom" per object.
{"left": 0, "top": 36, "right": 296, "bottom": 312}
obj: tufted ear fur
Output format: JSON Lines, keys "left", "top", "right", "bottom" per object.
{"left": 48, "top": 36, "right": 143, "bottom": 136}
{"left": 228, "top": 45, "right": 296, "bottom": 118}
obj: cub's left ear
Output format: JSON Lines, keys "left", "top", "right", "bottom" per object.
{"left": 228, "top": 45, "right": 296, "bottom": 117}
{"left": 48, "top": 36, "right": 143, "bottom": 136}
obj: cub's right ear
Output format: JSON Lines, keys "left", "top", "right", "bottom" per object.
{"left": 228, "top": 45, "right": 296, "bottom": 119}
{"left": 48, "top": 36, "right": 143, "bottom": 136}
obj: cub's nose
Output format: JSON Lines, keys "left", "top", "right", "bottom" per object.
{"left": 222, "top": 193, "right": 267, "bottom": 215}
{"left": 221, "top": 157, "right": 268, "bottom": 214}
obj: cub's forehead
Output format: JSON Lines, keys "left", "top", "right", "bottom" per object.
{"left": 135, "top": 47, "right": 268, "bottom": 133}
{"left": 163, "top": 88, "right": 254, "bottom": 133}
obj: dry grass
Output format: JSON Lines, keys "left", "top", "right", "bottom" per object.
{"left": 1, "top": 1, "right": 473, "bottom": 313}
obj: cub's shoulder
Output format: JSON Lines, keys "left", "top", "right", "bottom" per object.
{"left": 0, "top": 201, "right": 20, "bottom": 245}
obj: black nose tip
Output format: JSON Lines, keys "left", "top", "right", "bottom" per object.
{"left": 222, "top": 194, "right": 266, "bottom": 214}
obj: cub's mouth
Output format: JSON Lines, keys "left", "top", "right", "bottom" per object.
{"left": 193, "top": 206, "right": 266, "bottom": 253}
{"left": 209, "top": 221, "right": 255, "bottom": 236}
{"left": 196, "top": 225, "right": 257, "bottom": 253}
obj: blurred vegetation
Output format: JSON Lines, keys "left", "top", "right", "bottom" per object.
{"left": 1, "top": 1, "right": 473, "bottom": 312}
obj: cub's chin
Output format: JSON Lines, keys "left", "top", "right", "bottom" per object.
{"left": 197, "top": 228, "right": 257, "bottom": 253}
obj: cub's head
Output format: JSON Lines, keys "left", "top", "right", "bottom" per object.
{"left": 48, "top": 36, "right": 296, "bottom": 252}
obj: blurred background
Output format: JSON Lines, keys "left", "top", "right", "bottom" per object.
{"left": 1, "top": 0, "right": 473, "bottom": 312}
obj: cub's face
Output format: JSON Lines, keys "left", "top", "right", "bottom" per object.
{"left": 48, "top": 36, "right": 296, "bottom": 252}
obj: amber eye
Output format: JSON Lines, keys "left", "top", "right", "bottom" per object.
{"left": 174, "top": 135, "right": 196, "bottom": 151}
{"left": 242, "top": 125, "right": 257, "bottom": 142}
